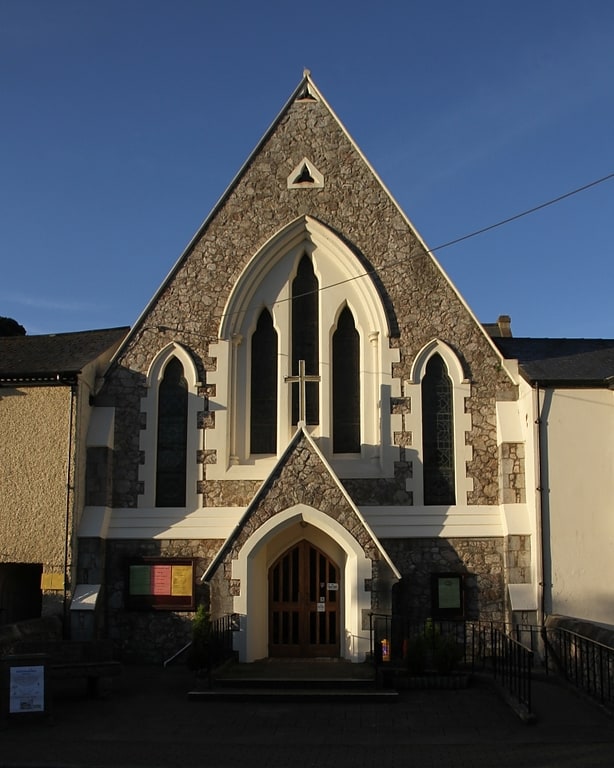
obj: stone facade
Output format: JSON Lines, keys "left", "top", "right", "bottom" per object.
{"left": 80, "top": 75, "right": 527, "bottom": 661}
{"left": 98, "top": 87, "right": 516, "bottom": 512}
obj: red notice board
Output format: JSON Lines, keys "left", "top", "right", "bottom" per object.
{"left": 126, "top": 558, "right": 195, "bottom": 610}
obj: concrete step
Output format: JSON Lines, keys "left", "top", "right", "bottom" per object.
{"left": 213, "top": 676, "right": 376, "bottom": 689}
{"left": 186, "top": 659, "right": 397, "bottom": 701}
{"left": 187, "top": 686, "right": 398, "bottom": 702}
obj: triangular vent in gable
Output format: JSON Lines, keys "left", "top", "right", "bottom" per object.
{"left": 297, "top": 70, "right": 317, "bottom": 101}
{"left": 296, "top": 82, "right": 317, "bottom": 101}
{"left": 287, "top": 157, "right": 324, "bottom": 189}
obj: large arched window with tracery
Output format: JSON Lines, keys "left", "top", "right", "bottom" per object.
{"left": 211, "top": 217, "right": 396, "bottom": 480}
{"left": 155, "top": 357, "right": 188, "bottom": 507}
{"left": 422, "top": 354, "right": 455, "bottom": 505}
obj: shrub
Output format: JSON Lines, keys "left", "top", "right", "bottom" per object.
{"left": 406, "top": 634, "right": 428, "bottom": 675}
{"left": 406, "top": 619, "right": 463, "bottom": 676}
{"left": 187, "top": 605, "right": 211, "bottom": 671}
{"left": 433, "top": 634, "right": 463, "bottom": 675}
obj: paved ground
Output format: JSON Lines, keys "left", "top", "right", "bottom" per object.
{"left": 1, "top": 664, "right": 613, "bottom": 768}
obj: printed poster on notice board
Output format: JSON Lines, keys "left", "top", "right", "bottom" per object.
{"left": 9, "top": 665, "right": 45, "bottom": 713}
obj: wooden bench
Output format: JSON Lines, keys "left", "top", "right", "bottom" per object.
{"left": 13, "top": 640, "right": 121, "bottom": 697}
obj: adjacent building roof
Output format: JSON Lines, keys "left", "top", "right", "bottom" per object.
{"left": 494, "top": 337, "right": 614, "bottom": 387}
{"left": 3, "top": 326, "right": 613, "bottom": 388}
{"left": 0, "top": 327, "right": 129, "bottom": 384}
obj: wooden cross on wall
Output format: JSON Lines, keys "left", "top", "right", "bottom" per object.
{"left": 284, "top": 359, "right": 320, "bottom": 423}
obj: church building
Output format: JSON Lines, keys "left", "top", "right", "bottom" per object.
{"left": 3, "top": 73, "right": 612, "bottom": 663}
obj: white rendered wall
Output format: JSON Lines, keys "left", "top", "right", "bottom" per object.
{"left": 542, "top": 388, "right": 614, "bottom": 628}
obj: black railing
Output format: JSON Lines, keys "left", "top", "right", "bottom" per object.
{"left": 370, "top": 615, "right": 490, "bottom": 670}
{"left": 163, "top": 613, "right": 239, "bottom": 669}
{"left": 209, "top": 613, "right": 239, "bottom": 666}
{"left": 545, "top": 626, "right": 614, "bottom": 708}
{"left": 509, "top": 623, "right": 548, "bottom": 667}
{"left": 490, "top": 623, "right": 533, "bottom": 713}
{"left": 369, "top": 615, "right": 534, "bottom": 714}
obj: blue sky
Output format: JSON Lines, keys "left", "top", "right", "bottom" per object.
{"left": 1, "top": 0, "right": 613, "bottom": 338}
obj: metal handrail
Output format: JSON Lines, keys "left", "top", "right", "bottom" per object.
{"left": 162, "top": 613, "right": 239, "bottom": 670}
{"left": 545, "top": 626, "right": 614, "bottom": 708}
{"left": 163, "top": 641, "right": 192, "bottom": 668}
{"left": 490, "top": 623, "right": 533, "bottom": 713}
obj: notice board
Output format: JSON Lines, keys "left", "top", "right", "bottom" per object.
{"left": 126, "top": 558, "right": 195, "bottom": 610}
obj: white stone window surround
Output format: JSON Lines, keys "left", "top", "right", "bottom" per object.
{"left": 405, "top": 339, "right": 473, "bottom": 506}
{"left": 138, "top": 342, "right": 203, "bottom": 512}
{"left": 207, "top": 216, "right": 400, "bottom": 480}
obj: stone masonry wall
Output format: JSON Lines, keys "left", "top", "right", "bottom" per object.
{"left": 85, "top": 447, "right": 114, "bottom": 506}
{"left": 384, "top": 537, "right": 506, "bottom": 624}
{"left": 104, "top": 538, "right": 222, "bottom": 663}
{"left": 499, "top": 442, "right": 526, "bottom": 504}
{"left": 503, "top": 534, "right": 531, "bottom": 584}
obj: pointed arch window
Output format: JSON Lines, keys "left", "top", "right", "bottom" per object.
{"left": 156, "top": 357, "right": 188, "bottom": 507}
{"left": 333, "top": 306, "right": 360, "bottom": 453}
{"left": 291, "top": 255, "right": 319, "bottom": 425}
{"left": 250, "top": 309, "right": 278, "bottom": 454}
{"left": 422, "top": 354, "right": 455, "bottom": 505}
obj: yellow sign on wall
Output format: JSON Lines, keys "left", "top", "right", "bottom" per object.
{"left": 171, "top": 565, "right": 193, "bottom": 596}
{"left": 41, "top": 573, "right": 64, "bottom": 591}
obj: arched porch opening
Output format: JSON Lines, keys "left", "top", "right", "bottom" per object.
{"left": 230, "top": 504, "right": 373, "bottom": 662}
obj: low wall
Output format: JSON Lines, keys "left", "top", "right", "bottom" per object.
{"left": 546, "top": 614, "right": 614, "bottom": 649}
{"left": 0, "top": 615, "right": 63, "bottom": 656}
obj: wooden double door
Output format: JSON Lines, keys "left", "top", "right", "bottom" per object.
{"left": 269, "top": 540, "right": 340, "bottom": 657}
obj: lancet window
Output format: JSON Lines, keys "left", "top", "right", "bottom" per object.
{"left": 155, "top": 357, "right": 188, "bottom": 507}
{"left": 422, "top": 354, "right": 455, "bottom": 505}
{"left": 332, "top": 306, "right": 360, "bottom": 453}
{"left": 250, "top": 309, "right": 278, "bottom": 454}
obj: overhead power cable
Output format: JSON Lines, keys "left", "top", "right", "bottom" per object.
{"left": 152, "top": 170, "right": 614, "bottom": 330}
{"left": 266, "top": 171, "right": 614, "bottom": 313}
{"left": 427, "top": 171, "right": 614, "bottom": 255}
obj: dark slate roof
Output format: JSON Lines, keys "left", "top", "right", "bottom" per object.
{"left": 494, "top": 337, "right": 614, "bottom": 386}
{"left": 0, "top": 327, "right": 129, "bottom": 383}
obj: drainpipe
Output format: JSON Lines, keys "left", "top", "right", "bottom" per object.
{"left": 533, "top": 383, "right": 546, "bottom": 628}
{"left": 63, "top": 380, "right": 77, "bottom": 638}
